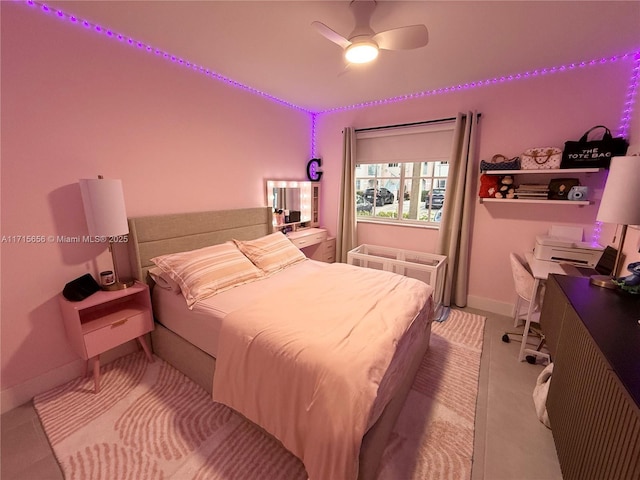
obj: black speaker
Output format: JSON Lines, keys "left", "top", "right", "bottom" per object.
{"left": 62, "top": 273, "right": 100, "bottom": 302}
{"left": 289, "top": 210, "right": 301, "bottom": 223}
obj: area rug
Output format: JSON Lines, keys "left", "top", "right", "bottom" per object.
{"left": 34, "top": 309, "right": 485, "bottom": 480}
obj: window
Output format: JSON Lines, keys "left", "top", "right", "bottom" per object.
{"left": 354, "top": 121, "right": 455, "bottom": 226}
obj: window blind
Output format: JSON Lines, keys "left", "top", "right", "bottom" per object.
{"left": 356, "top": 122, "right": 455, "bottom": 163}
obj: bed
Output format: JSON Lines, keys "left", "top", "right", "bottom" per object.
{"left": 127, "top": 207, "right": 434, "bottom": 480}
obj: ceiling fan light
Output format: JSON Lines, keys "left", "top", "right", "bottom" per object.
{"left": 345, "top": 42, "right": 379, "bottom": 64}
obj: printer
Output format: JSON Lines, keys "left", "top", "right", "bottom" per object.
{"left": 534, "top": 235, "right": 605, "bottom": 267}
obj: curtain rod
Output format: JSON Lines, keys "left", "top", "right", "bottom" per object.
{"left": 354, "top": 113, "right": 481, "bottom": 133}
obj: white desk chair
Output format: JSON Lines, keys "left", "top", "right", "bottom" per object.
{"left": 502, "top": 253, "right": 550, "bottom": 364}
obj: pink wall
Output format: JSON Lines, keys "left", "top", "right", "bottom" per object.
{"left": 2, "top": 2, "right": 639, "bottom": 407}
{"left": 1, "top": 3, "right": 310, "bottom": 398}
{"left": 315, "top": 59, "right": 639, "bottom": 309}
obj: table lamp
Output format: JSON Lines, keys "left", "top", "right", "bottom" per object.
{"left": 79, "top": 175, "right": 134, "bottom": 290}
{"left": 590, "top": 156, "right": 640, "bottom": 289}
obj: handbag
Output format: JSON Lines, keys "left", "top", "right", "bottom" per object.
{"left": 547, "top": 178, "right": 580, "bottom": 200}
{"left": 521, "top": 147, "right": 562, "bottom": 170}
{"left": 480, "top": 154, "right": 520, "bottom": 171}
{"left": 560, "top": 125, "right": 629, "bottom": 169}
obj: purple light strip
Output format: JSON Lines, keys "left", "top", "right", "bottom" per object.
{"left": 23, "top": 0, "right": 639, "bottom": 172}
{"left": 317, "top": 51, "right": 640, "bottom": 114}
{"left": 592, "top": 51, "right": 639, "bottom": 244}
{"left": 616, "top": 51, "right": 640, "bottom": 138}
{"left": 25, "top": 0, "right": 312, "bottom": 114}
{"left": 310, "top": 51, "right": 640, "bottom": 164}
{"left": 310, "top": 113, "right": 318, "bottom": 159}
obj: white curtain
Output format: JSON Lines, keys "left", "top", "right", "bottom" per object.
{"left": 337, "top": 127, "right": 357, "bottom": 263}
{"left": 436, "top": 112, "right": 479, "bottom": 307}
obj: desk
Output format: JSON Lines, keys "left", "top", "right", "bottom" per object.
{"left": 524, "top": 252, "right": 566, "bottom": 280}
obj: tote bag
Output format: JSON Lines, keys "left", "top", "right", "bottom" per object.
{"left": 560, "top": 126, "right": 628, "bottom": 169}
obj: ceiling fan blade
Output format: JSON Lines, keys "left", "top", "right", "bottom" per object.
{"left": 372, "top": 24, "right": 429, "bottom": 50}
{"left": 337, "top": 63, "right": 352, "bottom": 77}
{"left": 312, "top": 21, "right": 351, "bottom": 49}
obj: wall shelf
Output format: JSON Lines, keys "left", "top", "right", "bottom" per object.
{"left": 480, "top": 167, "right": 603, "bottom": 205}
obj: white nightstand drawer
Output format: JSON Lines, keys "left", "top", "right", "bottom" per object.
{"left": 84, "top": 311, "right": 152, "bottom": 358}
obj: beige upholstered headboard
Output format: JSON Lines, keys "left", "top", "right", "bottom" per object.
{"left": 127, "top": 207, "right": 273, "bottom": 283}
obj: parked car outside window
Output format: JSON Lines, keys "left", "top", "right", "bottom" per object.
{"left": 425, "top": 188, "right": 445, "bottom": 209}
{"left": 364, "top": 187, "right": 394, "bottom": 206}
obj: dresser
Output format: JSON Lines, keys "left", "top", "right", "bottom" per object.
{"left": 539, "top": 274, "right": 640, "bottom": 480}
{"left": 286, "top": 227, "right": 335, "bottom": 263}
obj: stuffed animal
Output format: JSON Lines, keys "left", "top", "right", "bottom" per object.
{"left": 494, "top": 175, "right": 516, "bottom": 199}
{"left": 479, "top": 174, "right": 499, "bottom": 198}
{"left": 613, "top": 261, "right": 640, "bottom": 294}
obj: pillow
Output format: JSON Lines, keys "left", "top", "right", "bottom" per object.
{"left": 234, "top": 232, "right": 306, "bottom": 275}
{"left": 148, "top": 267, "right": 181, "bottom": 294}
{"left": 151, "top": 242, "right": 264, "bottom": 308}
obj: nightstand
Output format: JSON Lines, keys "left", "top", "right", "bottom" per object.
{"left": 58, "top": 281, "right": 154, "bottom": 393}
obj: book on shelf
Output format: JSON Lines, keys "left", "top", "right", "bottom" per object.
{"left": 515, "top": 182, "right": 549, "bottom": 199}
{"left": 516, "top": 184, "right": 548, "bottom": 190}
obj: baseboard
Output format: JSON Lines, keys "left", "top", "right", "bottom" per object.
{"left": 1, "top": 340, "right": 140, "bottom": 414}
{"left": 466, "top": 295, "right": 514, "bottom": 318}
{"left": 1, "top": 359, "right": 83, "bottom": 414}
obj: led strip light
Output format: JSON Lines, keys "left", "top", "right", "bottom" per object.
{"left": 23, "top": 0, "right": 310, "bottom": 115}
{"left": 20, "top": 1, "right": 640, "bottom": 168}
{"left": 317, "top": 53, "right": 640, "bottom": 116}
{"left": 592, "top": 51, "right": 640, "bottom": 244}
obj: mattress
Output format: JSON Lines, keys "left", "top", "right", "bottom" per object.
{"left": 153, "top": 261, "right": 432, "bottom": 414}
{"left": 152, "top": 259, "right": 330, "bottom": 357}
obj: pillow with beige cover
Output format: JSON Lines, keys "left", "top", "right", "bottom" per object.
{"left": 148, "top": 267, "right": 181, "bottom": 294}
{"left": 151, "top": 242, "right": 264, "bottom": 308}
{"left": 234, "top": 231, "right": 306, "bottom": 275}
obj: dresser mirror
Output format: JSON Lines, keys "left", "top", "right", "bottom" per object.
{"left": 266, "top": 180, "right": 312, "bottom": 226}
{"left": 272, "top": 187, "right": 301, "bottom": 212}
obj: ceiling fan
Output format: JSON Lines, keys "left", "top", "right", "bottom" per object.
{"left": 312, "top": 0, "right": 429, "bottom": 64}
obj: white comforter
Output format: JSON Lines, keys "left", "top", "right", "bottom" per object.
{"left": 212, "top": 263, "right": 432, "bottom": 480}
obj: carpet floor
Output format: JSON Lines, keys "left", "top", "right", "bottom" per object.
{"left": 34, "top": 309, "right": 485, "bottom": 479}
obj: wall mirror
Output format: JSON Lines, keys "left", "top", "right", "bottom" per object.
{"left": 266, "top": 180, "right": 312, "bottom": 226}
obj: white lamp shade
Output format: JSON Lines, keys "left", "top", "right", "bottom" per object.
{"left": 596, "top": 156, "right": 640, "bottom": 226}
{"left": 79, "top": 178, "right": 129, "bottom": 236}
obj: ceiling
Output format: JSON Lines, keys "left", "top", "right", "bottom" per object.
{"left": 46, "top": 1, "right": 640, "bottom": 113}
